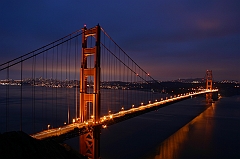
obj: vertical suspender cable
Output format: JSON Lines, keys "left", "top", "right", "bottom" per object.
{"left": 33, "top": 56, "right": 37, "bottom": 132}
{"left": 42, "top": 52, "right": 44, "bottom": 130}
{"left": 131, "top": 60, "right": 133, "bottom": 108}
{"left": 109, "top": 38, "right": 112, "bottom": 114}
{"left": 60, "top": 40, "right": 63, "bottom": 123}
{"left": 90, "top": 35, "right": 92, "bottom": 118}
{"left": 134, "top": 63, "right": 136, "bottom": 105}
{"left": 31, "top": 54, "right": 34, "bottom": 133}
{"left": 6, "top": 63, "right": 9, "bottom": 131}
{"left": 31, "top": 52, "right": 35, "bottom": 133}
{"left": 75, "top": 35, "right": 77, "bottom": 119}
{"left": 45, "top": 51, "right": 48, "bottom": 128}
{"left": 102, "top": 34, "right": 105, "bottom": 115}
{"left": 123, "top": 51, "right": 125, "bottom": 109}
{"left": 51, "top": 45, "right": 54, "bottom": 127}
{"left": 119, "top": 48, "right": 121, "bottom": 111}
{"left": 56, "top": 45, "right": 58, "bottom": 127}
{"left": 20, "top": 58, "right": 23, "bottom": 131}
{"left": 114, "top": 44, "right": 116, "bottom": 113}
{"left": 69, "top": 37, "right": 71, "bottom": 122}
{"left": 108, "top": 38, "right": 111, "bottom": 113}
{"left": 126, "top": 58, "right": 128, "bottom": 108}
{"left": 66, "top": 40, "right": 69, "bottom": 124}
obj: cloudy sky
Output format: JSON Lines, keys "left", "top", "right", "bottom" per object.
{"left": 0, "top": 0, "right": 239, "bottom": 81}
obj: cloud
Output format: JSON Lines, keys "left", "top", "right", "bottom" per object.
{"left": 0, "top": 0, "right": 239, "bottom": 81}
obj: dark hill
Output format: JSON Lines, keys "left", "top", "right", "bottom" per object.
{"left": 0, "top": 131, "right": 86, "bottom": 159}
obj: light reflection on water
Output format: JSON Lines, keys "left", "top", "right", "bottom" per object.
{"left": 99, "top": 95, "right": 240, "bottom": 159}
{"left": 146, "top": 96, "right": 240, "bottom": 159}
{"left": 150, "top": 104, "right": 216, "bottom": 159}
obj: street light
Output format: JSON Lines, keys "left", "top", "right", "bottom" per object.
{"left": 47, "top": 124, "right": 50, "bottom": 130}
{"left": 59, "top": 127, "right": 61, "bottom": 135}
{"left": 102, "top": 125, "right": 107, "bottom": 129}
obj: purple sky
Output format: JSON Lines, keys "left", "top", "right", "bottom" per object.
{"left": 0, "top": 0, "right": 239, "bottom": 81}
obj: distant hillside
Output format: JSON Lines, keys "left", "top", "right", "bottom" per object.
{"left": 0, "top": 131, "right": 86, "bottom": 159}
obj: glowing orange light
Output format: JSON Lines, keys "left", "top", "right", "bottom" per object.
{"left": 102, "top": 125, "right": 107, "bottom": 129}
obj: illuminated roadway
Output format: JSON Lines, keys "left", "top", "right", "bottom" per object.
{"left": 31, "top": 89, "right": 218, "bottom": 140}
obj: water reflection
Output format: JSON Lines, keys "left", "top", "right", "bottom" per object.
{"left": 77, "top": 103, "right": 217, "bottom": 159}
{"left": 151, "top": 103, "right": 216, "bottom": 159}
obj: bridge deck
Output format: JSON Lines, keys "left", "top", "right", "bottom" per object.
{"left": 31, "top": 89, "right": 218, "bottom": 140}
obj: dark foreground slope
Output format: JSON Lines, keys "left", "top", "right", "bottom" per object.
{"left": 0, "top": 131, "right": 86, "bottom": 159}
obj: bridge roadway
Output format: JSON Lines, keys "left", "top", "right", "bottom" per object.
{"left": 31, "top": 89, "right": 218, "bottom": 140}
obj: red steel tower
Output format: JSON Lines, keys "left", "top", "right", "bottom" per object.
{"left": 206, "top": 70, "right": 213, "bottom": 90}
{"left": 206, "top": 70, "right": 213, "bottom": 103}
{"left": 79, "top": 24, "right": 101, "bottom": 159}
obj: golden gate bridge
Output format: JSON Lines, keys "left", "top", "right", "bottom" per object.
{"left": 0, "top": 24, "right": 217, "bottom": 158}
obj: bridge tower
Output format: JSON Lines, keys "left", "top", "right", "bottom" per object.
{"left": 206, "top": 70, "right": 213, "bottom": 103}
{"left": 79, "top": 25, "right": 101, "bottom": 159}
{"left": 206, "top": 70, "right": 212, "bottom": 90}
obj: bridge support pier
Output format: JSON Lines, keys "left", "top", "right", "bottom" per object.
{"left": 80, "top": 126, "right": 100, "bottom": 159}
